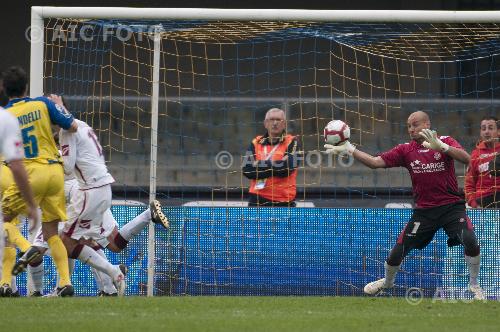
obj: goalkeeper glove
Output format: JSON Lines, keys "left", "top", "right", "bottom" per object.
{"left": 419, "top": 129, "right": 449, "bottom": 152}
{"left": 323, "top": 141, "right": 356, "bottom": 155}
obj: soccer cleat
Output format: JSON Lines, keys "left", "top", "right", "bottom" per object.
{"left": 363, "top": 278, "right": 392, "bottom": 295}
{"left": 56, "top": 284, "right": 75, "bottom": 297}
{"left": 0, "top": 284, "right": 13, "bottom": 297}
{"left": 30, "top": 291, "right": 43, "bottom": 297}
{"left": 112, "top": 264, "right": 128, "bottom": 296}
{"left": 42, "top": 288, "right": 59, "bottom": 297}
{"left": 469, "top": 284, "right": 486, "bottom": 301}
{"left": 98, "top": 291, "right": 118, "bottom": 297}
{"left": 150, "top": 200, "right": 169, "bottom": 229}
{"left": 12, "top": 247, "right": 42, "bottom": 276}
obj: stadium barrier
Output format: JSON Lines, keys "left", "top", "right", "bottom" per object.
{"left": 17, "top": 206, "right": 500, "bottom": 298}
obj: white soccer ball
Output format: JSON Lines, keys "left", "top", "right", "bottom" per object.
{"left": 324, "top": 120, "right": 350, "bottom": 146}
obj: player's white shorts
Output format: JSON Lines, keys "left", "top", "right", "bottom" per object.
{"left": 95, "top": 209, "right": 119, "bottom": 248}
{"left": 32, "top": 209, "right": 118, "bottom": 249}
{"left": 63, "top": 184, "right": 112, "bottom": 242}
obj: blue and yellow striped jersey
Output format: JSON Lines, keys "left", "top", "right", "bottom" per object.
{"left": 4, "top": 97, "right": 74, "bottom": 164}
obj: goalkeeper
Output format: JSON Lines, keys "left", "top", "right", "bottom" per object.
{"left": 464, "top": 116, "right": 499, "bottom": 208}
{"left": 324, "top": 111, "right": 484, "bottom": 300}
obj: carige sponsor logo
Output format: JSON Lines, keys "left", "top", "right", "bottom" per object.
{"left": 409, "top": 159, "right": 446, "bottom": 173}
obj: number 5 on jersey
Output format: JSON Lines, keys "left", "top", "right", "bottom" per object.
{"left": 21, "top": 125, "right": 39, "bottom": 158}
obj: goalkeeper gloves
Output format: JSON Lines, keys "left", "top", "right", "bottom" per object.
{"left": 419, "top": 129, "right": 450, "bottom": 152}
{"left": 323, "top": 141, "right": 356, "bottom": 155}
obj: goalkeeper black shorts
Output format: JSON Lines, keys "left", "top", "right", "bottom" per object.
{"left": 396, "top": 201, "right": 473, "bottom": 250}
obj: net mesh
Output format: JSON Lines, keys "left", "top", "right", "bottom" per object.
{"left": 28, "top": 18, "right": 500, "bottom": 296}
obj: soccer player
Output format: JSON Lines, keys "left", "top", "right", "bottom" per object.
{"left": 56, "top": 109, "right": 167, "bottom": 294}
{"left": 29, "top": 179, "right": 168, "bottom": 296}
{"left": 0, "top": 108, "right": 39, "bottom": 297}
{"left": 1, "top": 66, "right": 77, "bottom": 296}
{"left": 0, "top": 164, "right": 36, "bottom": 297}
{"left": 27, "top": 104, "right": 168, "bottom": 296}
{"left": 44, "top": 95, "right": 127, "bottom": 295}
{"left": 324, "top": 111, "right": 484, "bottom": 300}
{"left": 464, "top": 116, "right": 499, "bottom": 208}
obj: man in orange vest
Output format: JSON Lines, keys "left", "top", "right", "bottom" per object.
{"left": 464, "top": 116, "right": 499, "bottom": 208}
{"left": 242, "top": 108, "right": 299, "bottom": 207}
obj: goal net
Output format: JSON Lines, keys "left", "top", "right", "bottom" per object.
{"left": 25, "top": 8, "right": 500, "bottom": 298}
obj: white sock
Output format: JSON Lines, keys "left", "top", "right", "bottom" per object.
{"left": 384, "top": 262, "right": 400, "bottom": 287}
{"left": 77, "top": 245, "right": 119, "bottom": 279}
{"left": 465, "top": 254, "right": 480, "bottom": 286}
{"left": 68, "top": 258, "right": 75, "bottom": 276}
{"left": 94, "top": 249, "right": 117, "bottom": 294}
{"left": 119, "top": 209, "right": 151, "bottom": 241}
{"left": 10, "top": 276, "right": 17, "bottom": 293}
{"left": 92, "top": 268, "right": 103, "bottom": 291}
{"left": 28, "top": 262, "right": 44, "bottom": 292}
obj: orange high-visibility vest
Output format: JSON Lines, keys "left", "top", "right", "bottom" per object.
{"left": 249, "top": 134, "right": 297, "bottom": 202}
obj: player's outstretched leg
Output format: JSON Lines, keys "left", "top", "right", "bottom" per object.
{"left": 109, "top": 200, "right": 169, "bottom": 253}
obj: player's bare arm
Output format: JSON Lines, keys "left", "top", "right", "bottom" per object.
{"left": 352, "top": 150, "right": 387, "bottom": 169}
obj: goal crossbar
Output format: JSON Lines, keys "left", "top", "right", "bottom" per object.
{"left": 32, "top": 7, "right": 500, "bottom": 22}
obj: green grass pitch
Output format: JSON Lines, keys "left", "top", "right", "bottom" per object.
{"left": 1, "top": 296, "right": 498, "bottom": 331}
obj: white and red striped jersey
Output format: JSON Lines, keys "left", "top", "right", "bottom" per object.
{"left": 59, "top": 119, "right": 114, "bottom": 190}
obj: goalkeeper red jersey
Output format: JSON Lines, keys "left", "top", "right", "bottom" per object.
{"left": 380, "top": 136, "right": 464, "bottom": 209}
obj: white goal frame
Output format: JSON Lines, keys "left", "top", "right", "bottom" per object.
{"left": 30, "top": 7, "right": 500, "bottom": 296}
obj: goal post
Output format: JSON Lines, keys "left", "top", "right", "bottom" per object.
{"left": 29, "top": 7, "right": 500, "bottom": 298}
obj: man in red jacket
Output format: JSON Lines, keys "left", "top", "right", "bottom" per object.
{"left": 465, "top": 116, "right": 499, "bottom": 208}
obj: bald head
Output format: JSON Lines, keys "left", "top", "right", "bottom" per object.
{"left": 407, "top": 111, "right": 431, "bottom": 141}
{"left": 408, "top": 111, "right": 430, "bottom": 125}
